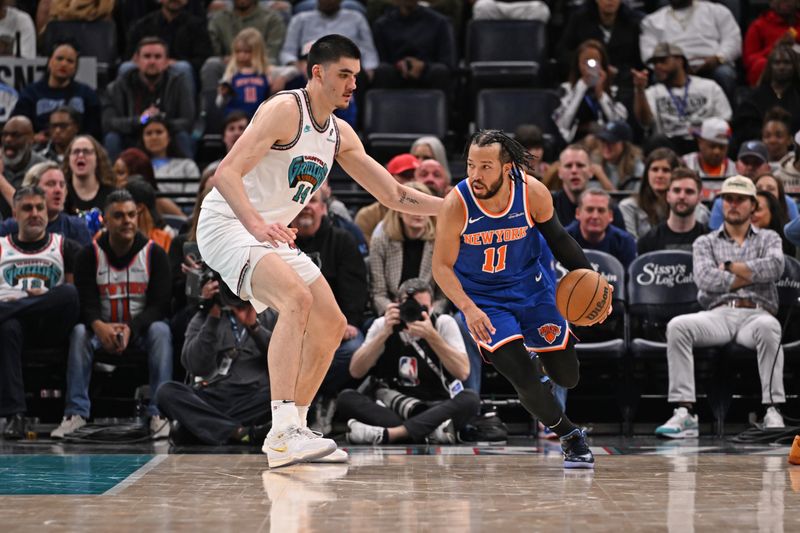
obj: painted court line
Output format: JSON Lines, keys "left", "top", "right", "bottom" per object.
{"left": 103, "top": 454, "right": 168, "bottom": 496}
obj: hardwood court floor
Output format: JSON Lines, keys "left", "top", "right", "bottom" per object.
{"left": 2, "top": 438, "right": 800, "bottom": 532}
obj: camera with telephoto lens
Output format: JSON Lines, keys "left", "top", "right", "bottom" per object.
{"left": 183, "top": 242, "right": 221, "bottom": 308}
{"left": 393, "top": 288, "right": 426, "bottom": 333}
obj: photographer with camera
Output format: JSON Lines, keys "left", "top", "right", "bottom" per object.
{"left": 339, "top": 278, "right": 480, "bottom": 444}
{"left": 553, "top": 39, "right": 628, "bottom": 144}
{"left": 154, "top": 274, "right": 276, "bottom": 446}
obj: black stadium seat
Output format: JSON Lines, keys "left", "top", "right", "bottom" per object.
{"left": 475, "top": 89, "right": 560, "bottom": 140}
{"left": 465, "top": 20, "right": 547, "bottom": 89}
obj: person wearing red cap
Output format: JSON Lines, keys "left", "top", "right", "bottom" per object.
{"left": 355, "top": 153, "right": 419, "bottom": 245}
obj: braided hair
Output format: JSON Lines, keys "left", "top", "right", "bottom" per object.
{"left": 466, "top": 129, "right": 536, "bottom": 183}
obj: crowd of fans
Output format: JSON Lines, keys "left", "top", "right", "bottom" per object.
{"left": 1, "top": 0, "right": 799, "bottom": 445}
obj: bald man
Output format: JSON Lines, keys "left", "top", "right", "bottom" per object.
{"left": 1, "top": 116, "right": 47, "bottom": 219}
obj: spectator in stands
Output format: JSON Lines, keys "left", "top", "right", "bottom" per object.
{"left": 369, "top": 182, "right": 446, "bottom": 315}
{"left": 340, "top": 277, "right": 479, "bottom": 445}
{"left": 139, "top": 115, "right": 200, "bottom": 197}
{"left": 734, "top": 44, "right": 800, "bottom": 146}
{"left": 103, "top": 37, "right": 196, "bottom": 161}
{"left": 557, "top": 0, "right": 643, "bottom": 91}
{"left": 682, "top": 118, "right": 736, "bottom": 179}
{"left": 743, "top": 0, "right": 800, "bottom": 86}
{"left": 113, "top": 147, "right": 184, "bottom": 218}
{"left": 319, "top": 180, "right": 368, "bottom": 258}
{"left": 208, "top": 0, "right": 286, "bottom": 63}
{"left": 291, "top": 190, "right": 367, "bottom": 413}
{"left": 355, "top": 153, "right": 418, "bottom": 245}
{"left": 755, "top": 172, "right": 799, "bottom": 223}
{"left": 566, "top": 189, "right": 636, "bottom": 268}
{"left": 201, "top": 110, "right": 249, "bottom": 177}
{"left": 0, "top": 186, "right": 80, "bottom": 439}
{"left": 638, "top": 167, "right": 708, "bottom": 254}
{"left": 620, "top": 147, "right": 709, "bottom": 239}
{"left": 776, "top": 130, "right": 800, "bottom": 188}
{"left": 1, "top": 116, "right": 46, "bottom": 219}
{"left": 11, "top": 40, "right": 101, "bottom": 141}
{"left": 785, "top": 213, "right": 800, "bottom": 245}
{"left": 411, "top": 136, "right": 450, "bottom": 184}
{"left": 0, "top": 81, "right": 18, "bottom": 123}
{"left": 51, "top": 189, "right": 173, "bottom": 440}
{"left": 735, "top": 140, "right": 772, "bottom": 180}
{"left": 216, "top": 28, "right": 280, "bottom": 119}
{"left": 753, "top": 189, "right": 796, "bottom": 255}
{"left": 633, "top": 42, "right": 731, "bottom": 156}
{"left": 125, "top": 0, "right": 212, "bottom": 81}
{"left": 0, "top": 162, "right": 91, "bottom": 245}
{"left": 63, "top": 135, "right": 116, "bottom": 214}
{"left": 762, "top": 107, "right": 795, "bottom": 168}
{"left": 472, "top": 0, "right": 549, "bottom": 21}
{"left": 709, "top": 165, "right": 791, "bottom": 231}
{"left": 593, "top": 120, "right": 643, "bottom": 190}
{"left": 0, "top": 0, "right": 36, "bottom": 58}
{"left": 155, "top": 279, "right": 274, "bottom": 446}
{"left": 640, "top": 0, "right": 740, "bottom": 100}
{"left": 551, "top": 144, "right": 626, "bottom": 229}
{"left": 657, "top": 175, "right": 786, "bottom": 439}
{"left": 279, "top": 0, "right": 379, "bottom": 76}
{"left": 415, "top": 158, "right": 449, "bottom": 197}
{"left": 514, "top": 124, "right": 549, "bottom": 177}
{"left": 371, "top": 0, "right": 455, "bottom": 93}
{"left": 36, "top": 0, "right": 114, "bottom": 34}
{"left": 37, "top": 106, "right": 79, "bottom": 163}
{"left": 553, "top": 39, "right": 628, "bottom": 144}
{"left": 125, "top": 179, "right": 174, "bottom": 252}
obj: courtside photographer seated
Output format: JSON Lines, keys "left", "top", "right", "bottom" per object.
{"left": 155, "top": 269, "right": 275, "bottom": 446}
{"left": 338, "top": 278, "right": 480, "bottom": 444}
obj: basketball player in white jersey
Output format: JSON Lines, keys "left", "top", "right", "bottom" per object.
{"left": 197, "top": 35, "right": 443, "bottom": 468}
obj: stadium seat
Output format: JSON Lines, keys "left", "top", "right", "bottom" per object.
{"left": 464, "top": 20, "right": 547, "bottom": 89}
{"left": 475, "top": 89, "right": 560, "bottom": 141}
{"left": 362, "top": 89, "right": 447, "bottom": 161}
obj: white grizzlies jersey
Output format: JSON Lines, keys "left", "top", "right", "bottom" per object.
{"left": 0, "top": 233, "right": 65, "bottom": 300}
{"left": 202, "top": 88, "right": 340, "bottom": 226}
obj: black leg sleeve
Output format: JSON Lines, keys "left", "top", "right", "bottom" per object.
{"left": 483, "top": 340, "right": 570, "bottom": 428}
{"left": 403, "top": 390, "right": 481, "bottom": 443}
{"left": 537, "top": 336, "right": 580, "bottom": 389}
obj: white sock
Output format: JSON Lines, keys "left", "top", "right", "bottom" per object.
{"left": 297, "top": 405, "right": 309, "bottom": 428}
{"left": 271, "top": 400, "right": 299, "bottom": 431}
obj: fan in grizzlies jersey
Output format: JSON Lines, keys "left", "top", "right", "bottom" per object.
{"left": 197, "top": 35, "right": 442, "bottom": 468}
{"left": 433, "top": 131, "right": 611, "bottom": 469}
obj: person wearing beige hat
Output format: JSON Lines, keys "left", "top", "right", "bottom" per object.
{"left": 632, "top": 42, "right": 731, "bottom": 156}
{"left": 656, "top": 174, "right": 787, "bottom": 439}
{"left": 682, "top": 117, "right": 736, "bottom": 178}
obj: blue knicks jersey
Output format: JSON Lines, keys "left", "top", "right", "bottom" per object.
{"left": 453, "top": 178, "right": 543, "bottom": 299}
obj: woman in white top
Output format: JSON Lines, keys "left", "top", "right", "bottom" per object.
{"left": 553, "top": 39, "right": 628, "bottom": 144}
{"left": 140, "top": 115, "right": 200, "bottom": 196}
{"left": 619, "top": 147, "right": 709, "bottom": 238}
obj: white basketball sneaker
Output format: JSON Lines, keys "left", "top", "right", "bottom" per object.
{"left": 262, "top": 425, "right": 337, "bottom": 468}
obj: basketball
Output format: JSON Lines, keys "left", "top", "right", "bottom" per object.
{"left": 556, "top": 268, "right": 612, "bottom": 326}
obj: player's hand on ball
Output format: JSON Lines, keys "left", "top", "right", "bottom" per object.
{"left": 597, "top": 285, "right": 613, "bottom": 324}
{"left": 254, "top": 222, "right": 297, "bottom": 247}
{"left": 464, "top": 305, "right": 495, "bottom": 344}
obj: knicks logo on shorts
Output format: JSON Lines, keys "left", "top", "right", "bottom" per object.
{"left": 538, "top": 323, "right": 562, "bottom": 345}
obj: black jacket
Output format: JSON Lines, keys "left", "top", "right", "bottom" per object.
{"left": 125, "top": 9, "right": 212, "bottom": 74}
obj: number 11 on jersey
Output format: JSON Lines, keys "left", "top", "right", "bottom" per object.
{"left": 482, "top": 245, "right": 507, "bottom": 273}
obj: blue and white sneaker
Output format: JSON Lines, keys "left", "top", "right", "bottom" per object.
{"left": 655, "top": 407, "right": 699, "bottom": 439}
{"left": 560, "top": 428, "right": 595, "bottom": 469}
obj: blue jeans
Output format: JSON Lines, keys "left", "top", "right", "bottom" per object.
{"left": 65, "top": 321, "right": 173, "bottom": 418}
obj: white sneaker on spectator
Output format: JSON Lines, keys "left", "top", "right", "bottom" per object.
{"left": 262, "top": 425, "right": 337, "bottom": 468}
{"left": 428, "top": 419, "right": 456, "bottom": 444}
{"left": 346, "top": 419, "right": 385, "bottom": 444}
{"left": 51, "top": 415, "right": 86, "bottom": 439}
{"left": 763, "top": 406, "right": 785, "bottom": 429}
{"left": 150, "top": 416, "right": 171, "bottom": 439}
{"left": 655, "top": 407, "right": 699, "bottom": 439}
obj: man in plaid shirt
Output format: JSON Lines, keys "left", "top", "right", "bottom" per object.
{"left": 656, "top": 175, "right": 787, "bottom": 438}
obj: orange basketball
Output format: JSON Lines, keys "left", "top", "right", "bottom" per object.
{"left": 555, "top": 268, "right": 612, "bottom": 326}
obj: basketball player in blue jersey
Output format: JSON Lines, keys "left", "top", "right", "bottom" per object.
{"left": 433, "top": 131, "right": 606, "bottom": 469}
{"left": 197, "top": 35, "right": 442, "bottom": 468}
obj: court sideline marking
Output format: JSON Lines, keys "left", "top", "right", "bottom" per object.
{"left": 103, "top": 454, "right": 168, "bottom": 496}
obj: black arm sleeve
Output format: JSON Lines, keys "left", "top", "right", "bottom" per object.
{"left": 536, "top": 215, "right": 592, "bottom": 272}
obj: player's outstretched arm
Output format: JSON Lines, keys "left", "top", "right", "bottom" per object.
{"left": 432, "top": 191, "right": 495, "bottom": 344}
{"left": 526, "top": 176, "right": 592, "bottom": 272}
{"left": 335, "top": 119, "right": 443, "bottom": 216}
{"left": 211, "top": 95, "right": 300, "bottom": 245}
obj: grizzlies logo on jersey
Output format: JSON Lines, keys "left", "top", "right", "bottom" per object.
{"left": 288, "top": 155, "right": 328, "bottom": 204}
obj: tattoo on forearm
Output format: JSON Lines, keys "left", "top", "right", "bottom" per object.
{"left": 399, "top": 191, "right": 420, "bottom": 205}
